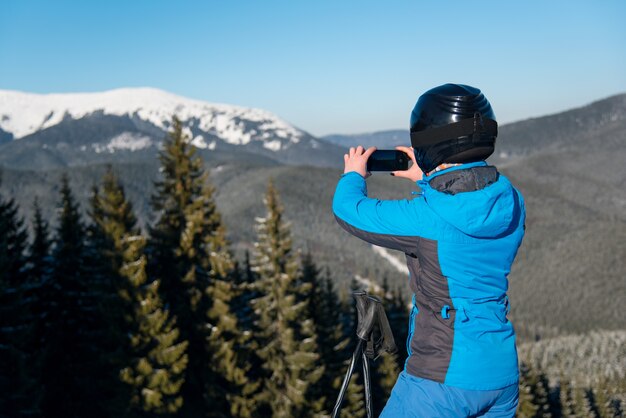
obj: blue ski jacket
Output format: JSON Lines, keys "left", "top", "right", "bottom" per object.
{"left": 332, "top": 161, "right": 526, "bottom": 390}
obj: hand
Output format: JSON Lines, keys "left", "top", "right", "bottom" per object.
{"left": 343, "top": 145, "right": 376, "bottom": 179}
{"left": 391, "top": 146, "right": 424, "bottom": 182}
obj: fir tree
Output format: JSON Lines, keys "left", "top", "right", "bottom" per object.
{"left": 336, "top": 373, "right": 366, "bottom": 418}
{"left": 300, "top": 255, "right": 355, "bottom": 415}
{"left": 517, "top": 362, "right": 552, "bottom": 418}
{"left": 148, "top": 117, "right": 252, "bottom": 417}
{"left": 372, "top": 351, "right": 400, "bottom": 415}
{"left": 0, "top": 174, "right": 28, "bottom": 285}
{"left": 558, "top": 375, "right": 576, "bottom": 417}
{"left": 250, "top": 180, "right": 323, "bottom": 417}
{"left": 39, "top": 174, "right": 107, "bottom": 418}
{"left": 117, "top": 237, "right": 188, "bottom": 415}
{"left": 28, "top": 198, "right": 52, "bottom": 283}
{"left": 590, "top": 380, "right": 622, "bottom": 418}
{"left": 91, "top": 168, "right": 189, "bottom": 416}
{"left": 0, "top": 180, "right": 38, "bottom": 417}
{"left": 231, "top": 250, "right": 258, "bottom": 333}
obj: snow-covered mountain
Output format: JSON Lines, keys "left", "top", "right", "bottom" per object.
{"left": 0, "top": 88, "right": 345, "bottom": 169}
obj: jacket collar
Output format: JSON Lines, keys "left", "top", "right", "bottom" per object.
{"left": 420, "top": 161, "right": 489, "bottom": 184}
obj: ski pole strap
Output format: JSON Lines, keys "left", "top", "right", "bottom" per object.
{"left": 353, "top": 292, "right": 397, "bottom": 359}
{"left": 354, "top": 291, "right": 378, "bottom": 341}
{"left": 375, "top": 302, "right": 397, "bottom": 356}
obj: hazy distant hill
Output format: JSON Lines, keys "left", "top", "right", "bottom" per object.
{"left": 1, "top": 92, "right": 625, "bottom": 341}
{"left": 323, "top": 93, "right": 626, "bottom": 165}
{"left": 323, "top": 130, "right": 408, "bottom": 149}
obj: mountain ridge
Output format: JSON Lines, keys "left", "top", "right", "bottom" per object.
{"left": 0, "top": 88, "right": 347, "bottom": 169}
{"left": 322, "top": 92, "right": 626, "bottom": 163}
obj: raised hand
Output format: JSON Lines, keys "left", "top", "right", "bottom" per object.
{"left": 391, "top": 146, "right": 424, "bottom": 182}
{"left": 343, "top": 145, "right": 377, "bottom": 178}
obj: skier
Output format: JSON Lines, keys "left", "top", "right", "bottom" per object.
{"left": 332, "top": 84, "right": 525, "bottom": 417}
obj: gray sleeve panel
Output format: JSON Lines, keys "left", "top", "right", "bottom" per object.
{"left": 334, "top": 214, "right": 419, "bottom": 255}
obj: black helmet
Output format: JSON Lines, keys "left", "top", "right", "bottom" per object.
{"left": 410, "top": 83, "right": 497, "bottom": 173}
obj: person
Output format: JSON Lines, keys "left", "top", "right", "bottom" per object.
{"left": 332, "top": 83, "right": 526, "bottom": 417}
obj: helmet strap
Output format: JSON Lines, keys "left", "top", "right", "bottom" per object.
{"left": 410, "top": 115, "right": 497, "bottom": 148}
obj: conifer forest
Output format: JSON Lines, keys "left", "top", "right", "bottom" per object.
{"left": 0, "top": 118, "right": 623, "bottom": 418}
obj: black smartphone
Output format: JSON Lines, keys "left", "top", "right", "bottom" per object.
{"left": 367, "top": 150, "right": 409, "bottom": 172}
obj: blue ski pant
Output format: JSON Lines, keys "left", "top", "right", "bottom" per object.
{"left": 379, "top": 371, "right": 519, "bottom": 418}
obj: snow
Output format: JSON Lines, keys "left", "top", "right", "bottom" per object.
{"left": 92, "top": 132, "right": 153, "bottom": 153}
{"left": 353, "top": 275, "right": 385, "bottom": 295}
{"left": 0, "top": 87, "right": 305, "bottom": 150}
{"left": 190, "top": 135, "right": 216, "bottom": 150}
{"left": 371, "top": 245, "right": 409, "bottom": 274}
{"left": 263, "top": 139, "right": 282, "bottom": 151}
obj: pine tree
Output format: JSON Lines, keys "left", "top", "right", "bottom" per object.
{"left": 558, "top": 375, "right": 576, "bottom": 417}
{"left": 0, "top": 179, "right": 38, "bottom": 417}
{"left": 28, "top": 198, "right": 52, "bottom": 284}
{"left": 231, "top": 250, "right": 258, "bottom": 333}
{"left": 300, "top": 255, "right": 358, "bottom": 416}
{"left": 337, "top": 373, "right": 366, "bottom": 418}
{"left": 372, "top": 351, "right": 400, "bottom": 415}
{"left": 517, "top": 362, "right": 552, "bottom": 418}
{"left": 571, "top": 385, "right": 593, "bottom": 418}
{"left": 590, "top": 379, "right": 621, "bottom": 418}
{"left": 39, "top": 174, "right": 107, "bottom": 418}
{"left": 250, "top": 180, "right": 323, "bottom": 417}
{"left": 148, "top": 117, "right": 252, "bottom": 417}
{"left": 90, "top": 168, "right": 188, "bottom": 416}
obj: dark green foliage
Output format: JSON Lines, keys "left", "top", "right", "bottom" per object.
{"left": 148, "top": 117, "right": 252, "bottom": 417}
{"left": 39, "top": 174, "right": 107, "bottom": 418}
{"left": 117, "top": 237, "right": 188, "bottom": 415}
{"left": 28, "top": 198, "right": 52, "bottom": 284}
{"left": 517, "top": 362, "right": 552, "bottom": 418}
{"left": 231, "top": 251, "right": 258, "bottom": 333}
{"left": 339, "top": 373, "right": 366, "bottom": 418}
{"left": 0, "top": 173, "right": 29, "bottom": 286}
{"left": 250, "top": 181, "right": 323, "bottom": 417}
{"left": 300, "top": 254, "right": 354, "bottom": 415}
{"left": 0, "top": 176, "right": 39, "bottom": 417}
{"left": 90, "top": 168, "right": 188, "bottom": 415}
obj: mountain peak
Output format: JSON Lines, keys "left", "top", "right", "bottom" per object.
{"left": 0, "top": 87, "right": 304, "bottom": 145}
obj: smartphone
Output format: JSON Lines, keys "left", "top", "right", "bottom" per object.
{"left": 366, "top": 150, "right": 409, "bottom": 172}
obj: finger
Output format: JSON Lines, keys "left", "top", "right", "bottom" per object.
{"left": 363, "top": 146, "right": 377, "bottom": 159}
{"left": 344, "top": 154, "right": 349, "bottom": 163}
{"left": 395, "top": 146, "right": 417, "bottom": 163}
{"left": 391, "top": 170, "right": 410, "bottom": 179}
{"left": 356, "top": 145, "right": 364, "bottom": 155}
{"left": 349, "top": 147, "right": 356, "bottom": 157}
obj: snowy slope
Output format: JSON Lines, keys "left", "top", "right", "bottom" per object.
{"left": 0, "top": 88, "right": 304, "bottom": 150}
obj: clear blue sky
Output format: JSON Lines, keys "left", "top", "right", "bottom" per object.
{"left": 1, "top": 0, "right": 625, "bottom": 136}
